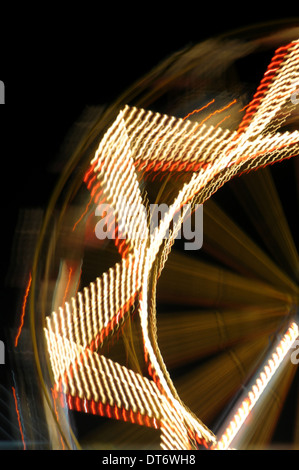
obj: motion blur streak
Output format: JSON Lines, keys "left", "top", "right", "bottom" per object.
{"left": 51, "top": 388, "right": 65, "bottom": 450}
{"left": 14, "top": 272, "right": 32, "bottom": 348}
{"left": 12, "top": 387, "right": 26, "bottom": 450}
{"left": 41, "top": 37, "right": 299, "bottom": 450}
{"left": 183, "top": 99, "right": 215, "bottom": 120}
{"left": 62, "top": 267, "right": 73, "bottom": 306}
{"left": 194, "top": 98, "right": 237, "bottom": 129}
{"left": 215, "top": 322, "right": 299, "bottom": 449}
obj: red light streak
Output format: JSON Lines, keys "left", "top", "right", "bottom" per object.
{"left": 237, "top": 40, "right": 299, "bottom": 135}
{"left": 15, "top": 272, "right": 32, "bottom": 348}
{"left": 12, "top": 386, "right": 26, "bottom": 450}
{"left": 214, "top": 114, "right": 231, "bottom": 129}
{"left": 51, "top": 387, "right": 65, "bottom": 450}
{"left": 72, "top": 195, "right": 93, "bottom": 232}
{"left": 196, "top": 98, "right": 237, "bottom": 128}
{"left": 62, "top": 266, "right": 73, "bottom": 305}
{"left": 183, "top": 99, "right": 215, "bottom": 120}
{"left": 154, "top": 98, "right": 236, "bottom": 150}
{"left": 83, "top": 161, "right": 96, "bottom": 183}
{"left": 238, "top": 103, "right": 250, "bottom": 113}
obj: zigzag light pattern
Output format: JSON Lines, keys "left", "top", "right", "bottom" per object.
{"left": 44, "top": 39, "right": 299, "bottom": 450}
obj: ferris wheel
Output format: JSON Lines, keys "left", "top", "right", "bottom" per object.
{"left": 16, "top": 23, "right": 299, "bottom": 451}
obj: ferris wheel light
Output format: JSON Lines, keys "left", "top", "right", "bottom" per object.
{"left": 42, "top": 37, "right": 299, "bottom": 450}
{"left": 214, "top": 321, "right": 299, "bottom": 450}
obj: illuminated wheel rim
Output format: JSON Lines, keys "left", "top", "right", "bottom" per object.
{"left": 28, "top": 21, "right": 299, "bottom": 450}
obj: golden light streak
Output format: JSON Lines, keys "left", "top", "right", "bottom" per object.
{"left": 229, "top": 166, "right": 299, "bottom": 280}
{"left": 215, "top": 322, "right": 299, "bottom": 450}
{"left": 157, "top": 306, "right": 291, "bottom": 369}
{"left": 43, "top": 38, "right": 299, "bottom": 450}
{"left": 195, "top": 98, "right": 237, "bottom": 128}
{"left": 62, "top": 267, "right": 73, "bottom": 306}
{"left": 183, "top": 98, "right": 215, "bottom": 120}
{"left": 202, "top": 198, "right": 298, "bottom": 294}
{"left": 239, "top": 360, "right": 297, "bottom": 448}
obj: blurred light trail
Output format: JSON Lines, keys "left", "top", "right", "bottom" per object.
{"left": 214, "top": 322, "right": 299, "bottom": 449}
{"left": 229, "top": 167, "right": 299, "bottom": 281}
{"left": 51, "top": 388, "right": 65, "bottom": 450}
{"left": 62, "top": 267, "right": 73, "bottom": 306}
{"left": 195, "top": 98, "right": 237, "bottom": 128}
{"left": 12, "top": 387, "right": 26, "bottom": 450}
{"left": 14, "top": 272, "right": 32, "bottom": 348}
{"left": 42, "top": 38, "right": 299, "bottom": 450}
{"left": 72, "top": 195, "right": 93, "bottom": 232}
{"left": 214, "top": 114, "right": 231, "bottom": 129}
{"left": 183, "top": 99, "right": 215, "bottom": 120}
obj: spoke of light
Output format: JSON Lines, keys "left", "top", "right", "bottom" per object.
{"left": 214, "top": 322, "right": 299, "bottom": 450}
{"left": 43, "top": 39, "right": 299, "bottom": 450}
